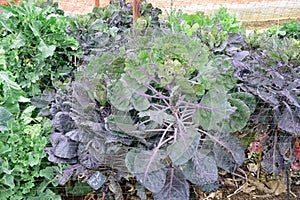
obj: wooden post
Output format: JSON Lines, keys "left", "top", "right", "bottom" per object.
{"left": 133, "top": 0, "right": 141, "bottom": 22}
{"left": 95, "top": 0, "right": 100, "bottom": 7}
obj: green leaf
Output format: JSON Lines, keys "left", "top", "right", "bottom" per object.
{"left": 0, "top": 107, "right": 13, "bottom": 131}
{"left": 1, "top": 174, "right": 15, "bottom": 189}
{"left": 167, "top": 127, "right": 200, "bottom": 165}
{"left": 218, "top": 98, "right": 250, "bottom": 133}
{"left": 193, "top": 85, "right": 236, "bottom": 131}
{"left": 139, "top": 110, "right": 175, "bottom": 126}
{"left": 38, "top": 40, "right": 56, "bottom": 59}
{"left": 132, "top": 94, "right": 150, "bottom": 111}
{"left": 10, "top": 33, "right": 26, "bottom": 49}
{"left": 108, "top": 81, "right": 131, "bottom": 111}
{"left": 20, "top": 105, "right": 36, "bottom": 125}
{"left": 39, "top": 167, "right": 55, "bottom": 180}
{"left": 230, "top": 92, "right": 256, "bottom": 113}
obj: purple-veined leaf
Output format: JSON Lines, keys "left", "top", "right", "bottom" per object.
{"left": 153, "top": 167, "right": 189, "bottom": 200}
{"left": 210, "top": 132, "right": 245, "bottom": 172}
{"left": 193, "top": 85, "right": 236, "bottom": 131}
{"left": 77, "top": 143, "right": 100, "bottom": 169}
{"left": 139, "top": 110, "right": 175, "bottom": 126}
{"left": 126, "top": 149, "right": 167, "bottom": 193}
{"left": 167, "top": 127, "right": 200, "bottom": 166}
{"left": 278, "top": 106, "right": 300, "bottom": 135}
{"left": 52, "top": 134, "right": 78, "bottom": 159}
{"left": 181, "top": 147, "right": 219, "bottom": 192}
{"left": 52, "top": 111, "right": 76, "bottom": 133}
{"left": 262, "top": 147, "right": 284, "bottom": 176}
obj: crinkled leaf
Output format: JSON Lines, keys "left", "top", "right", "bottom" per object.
{"left": 154, "top": 168, "right": 189, "bottom": 200}
{"left": 230, "top": 92, "right": 256, "bottom": 113}
{"left": 194, "top": 85, "right": 236, "bottom": 131}
{"left": 46, "top": 147, "right": 78, "bottom": 164}
{"left": 0, "top": 107, "right": 13, "bottom": 131}
{"left": 212, "top": 132, "right": 245, "bottom": 172}
{"left": 53, "top": 135, "right": 78, "bottom": 159}
{"left": 1, "top": 174, "right": 15, "bottom": 189}
{"left": 218, "top": 98, "right": 250, "bottom": 133}
{"left": 78, "top": 143, "right": 100, "bottom": 169}
{"left": 52, "top": 111, "right": 76, "bottom": 133}
{"left": 197, "top": 56, "right": 235, "bottom": 90}
{"left": 182, "top": 148, "right": 219, "bottom": 192}
{"left": 167, "top": 127, "right": 200, "bottom": 165}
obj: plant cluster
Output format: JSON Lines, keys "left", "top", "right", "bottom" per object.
{"left": 1, "top": 0, "right": 300, "bottom": 199}
{"left": 267, "top": 20, "right": 300, "bottom": 40}
{"left": 0, "top": 47, "right": 60, "bottom": 199}
{"left": 165, "top": 7, "right": 242, "bottom": 37}
{"left": 234, "top": 32, "right": 300, "bottom": 175}
{"left": 41, "top": 25, "right": 257, "bottom": 199}
{"left": 0, "top": 0, "right": 80, "bottom": 95}
{"left": 66, "top": 0, "right": 162, "bottom": 62}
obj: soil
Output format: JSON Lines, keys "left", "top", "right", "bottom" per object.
{"left": 60, "top": 170, "right": 300, "bottom": 200}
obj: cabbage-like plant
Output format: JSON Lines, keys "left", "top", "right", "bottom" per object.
{"left": 41, "top": 28, "right": 254, "bottom": 199}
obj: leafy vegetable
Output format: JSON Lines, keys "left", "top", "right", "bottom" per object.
{"left": 234, "top": 31, "right": 300, "bottom": 175}
{"left": 0, "top": 0, "right": 80, "bottom": 95}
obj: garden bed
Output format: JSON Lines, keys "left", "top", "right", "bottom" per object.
{"left": 0, "top": 1, "right": 299, "bottom": 200}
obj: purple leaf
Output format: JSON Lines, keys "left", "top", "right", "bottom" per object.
{"left": 212, "top": 132, "right": 245, "bottom": 172}
{"left": 77, "top": 143, "right": 100, "bottom": 169}
{"left": 53, "top": 135, "right": 78, "bottom": 159}
{"left": 182, "top": 148, "right": 218, "bottom": 192}
{"left": 52, "top": 111, "right": 75, "bottom": 132}
{"left": 262, "top": 147, "right": 284, "bottom": 176}
{"left": 45, "top": 147, "right": 77, "bottom": 164}
{"left": 126, "top": 149, "right": 167, "bottom": 193}
{"left": 278, "top": 107, "right": 300, "bottom": 135}
{"left": 154, "top": 167, "right": 189, "bottom": 200}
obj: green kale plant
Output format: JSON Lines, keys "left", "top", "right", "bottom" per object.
{"left": 0, "top": 106, "right": 61, "bottom": 200}
{"left": 0, "top": 46, "right": 60, "bottom": 199}
{"left": 0, "top": 0, "right": 80, "bottom": 96}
